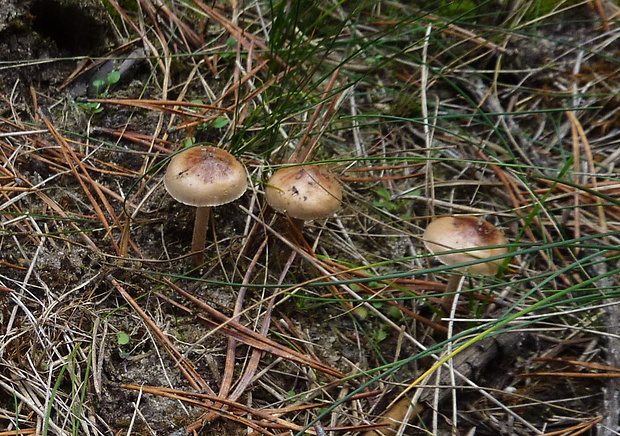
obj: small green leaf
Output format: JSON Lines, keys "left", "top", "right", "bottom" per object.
{"left": 117, "top": 331, "right": 130, "bottom": 346}
{"left": 182, "top": 137, "right": 196, "bottom": 148}
{"left": 375, "top": 186, "right": 391, "bottom": 200}
{"left": 212, "top": 116, "right": 229, "bottom": 129}
{"left": 107, "top": 70, "right": 121, "bottom": 85}
{"left": 353, "top": 306, "right": 368, "bottom": 319}
{"left": 92, "top": 79, "right": 105, "bottom": 90}
{"left": 189, "top": 100, "right": 204, "bottom": 114}
{"left": 74, "top": 101, "right": 103, "bottom": 114}
{"left": 374, "top": 328, "right": 387, "bottom": 343}
{"left": 387, "top": 305, "right": 402, "bottom": 319}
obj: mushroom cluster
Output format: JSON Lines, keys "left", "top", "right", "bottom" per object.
{"left": 164, "top": 147, "right": 344, "bottom": 265}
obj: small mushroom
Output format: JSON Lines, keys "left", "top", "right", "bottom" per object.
{"left": 265, "top": 165, "right": 342, "bottom": 221}
{"left": 423, "top": 216, "right": 509, "bottom": 307}
{"left": 423, "top": 216, "right": 508, "bottom": 275}
{"left": 164, "top": 146, "right": 247, "bottom": 265}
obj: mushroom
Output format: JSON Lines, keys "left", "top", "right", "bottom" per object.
{"left": 164, "top": 146, "right": 247, "bottom": 265}
{"left": 265, "top": 165, "right": 342, "bottom": 221}
{"left": 423, "top": 216, "right": 508, "bottom": 306}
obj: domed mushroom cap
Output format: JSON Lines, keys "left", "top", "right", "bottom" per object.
{"left": 164, "top": 146, "right": 247, "bottom": 207}
{"left": 265, "top": 165, "right": 342, "bottom": 220}
{"left": 423, "top": 216, "right": 508, "bottom": 275}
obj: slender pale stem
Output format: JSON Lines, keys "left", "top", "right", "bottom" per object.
{"left": 441, "top": 273, "right": 464, "bottom": 313}
{"left": 191, "top": 206, "right": 211, "bottom": 265}
{"left": 445, "top": 273, "right": 464, "bottom": 294}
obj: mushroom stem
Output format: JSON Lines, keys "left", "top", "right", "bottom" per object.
{"left": 445, "top": 273, "right": 464, "bottom": 294}
{"left": 191, "top": 206, "right": 211, "bottom": 265}
{"left": 285, "top": 217, "right": 306, "bottom": 244}
{"left": 442, "top": 273, "right": 464, "bottom": 312}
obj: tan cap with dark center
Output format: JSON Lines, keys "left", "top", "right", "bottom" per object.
{"left": 423, "top": 216, "right": 508, "bottom": 275}
{"left": 164, "top": 146, "right": 247, "bottom": 207}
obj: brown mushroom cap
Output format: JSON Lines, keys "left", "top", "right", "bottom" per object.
{"left": 164, "top": 146, "right": 247, "bottom": 207}
{"left": 265, "top": 165, "right": 342, "bottom": 220}
{"left": 423, "top": 216, "right": 508, "bottom": 275}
